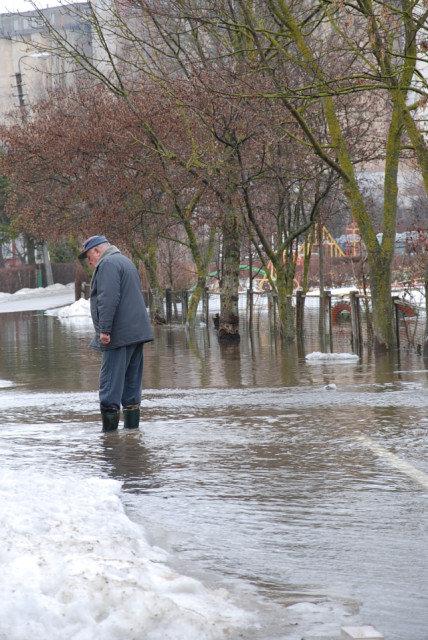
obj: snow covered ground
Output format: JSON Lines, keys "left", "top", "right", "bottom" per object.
{"left": 45, "top": 297, "right": 93, "bottom": 330}
{"left": 45, "top": 297, "right": 90, "bottom": 318}
{"left": 0, "top": 468, "right": 250, "bottom": 640}
{"left": 0, "top": 283, "right": 75, "bottom": 313}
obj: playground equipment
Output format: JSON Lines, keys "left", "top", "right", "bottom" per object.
{"left": 256, "top": 225, "right": 347, "bottom": 292}
{"left": 332, "top": 301, "right": 352, "bottom": 323}
{"left": 255, "top": 260, "right": 300, "bottom": 292}
{"left": 303, "top": 225, "right": 346, "bottom": 259}
{"left": 332, "top": 298, "right": 417, "bottom": 324}
{"left": 335, "top": 221, "right": 362, "bottom": 257}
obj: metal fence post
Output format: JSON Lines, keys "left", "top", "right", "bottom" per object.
{"left": 350, "top": 291, "right": 362, "bottom": 353}
{"left": 325, "top": 290, "right": 333, "bottom": 352}
{"left": 165, "top": 288, "right": 172, "bottom": 323}
{"left": 181, "top": 290, "right": 188, "bottom": 323}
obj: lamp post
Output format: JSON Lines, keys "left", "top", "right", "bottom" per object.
{"left": 15, "top": 51, "right": 54, "bottom": 286}
{"left": 16, "top": 51, "right": 50, "bottom": 121}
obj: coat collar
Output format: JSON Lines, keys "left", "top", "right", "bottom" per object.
{"left": 91, "top": 245, "right": 120, "bottom": 281}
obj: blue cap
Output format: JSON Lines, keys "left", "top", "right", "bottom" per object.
{"left": 78, "top": 235, "right": 108, "bottom": 259}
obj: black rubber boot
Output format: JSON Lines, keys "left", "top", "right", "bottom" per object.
{"left": 101, "top": 408, "right": 120, "bottom": 432}
{"left": 123, "top": 404, "right": 140, "bottom": 429}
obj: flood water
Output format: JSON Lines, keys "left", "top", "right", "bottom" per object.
{"left": 0, "top": 309, "right": 427, "bottom": 640}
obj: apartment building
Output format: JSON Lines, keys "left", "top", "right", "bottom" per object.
{"left": 0, "top": 3, "right": 91, "bottom": 123}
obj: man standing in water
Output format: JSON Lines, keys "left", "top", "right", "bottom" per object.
{"left": 79, "top": 235, "right": 153, "bottom": 432}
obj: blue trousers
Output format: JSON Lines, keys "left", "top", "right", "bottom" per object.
{"left": 99, "top": 343, "right": 144, "bottom": 411}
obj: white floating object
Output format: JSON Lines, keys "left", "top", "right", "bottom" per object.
{"left": 324, "top": 383, "right": 337, "bottom": 390}
{"left": 341, "top": 626, "right": 384, "bottom": 639}
{"left": 306, "top": 351, "right": 359, "bottom": 362}
{"left": 0, "top": 379, "right": 15, "bottom": 388}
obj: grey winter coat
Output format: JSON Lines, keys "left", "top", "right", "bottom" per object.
{"left": 89, "top": 246, "right": 153, "bottom": 350}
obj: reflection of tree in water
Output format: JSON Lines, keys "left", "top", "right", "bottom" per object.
{"left": 0, "top": 312, "right": 56, "bottom": 384}
{"left": 278, "top": 342, "right": 300, "bottom": 387}
{"left": 0, "top": 311, "right": 99, "bottom": 390}
{"left": 187, "top": 327, "right": 211, "bottom": 388}
{"left": 100, "top": 430, "right": 159, "bottom": 493}
{"left": 219, "top": 340, "right": 242, "bottom": 387}
{"left": 374, "top": 351, "right": 400, "bottom": 384}
{"left": 144, "top": 325, "right": 214, "bottom": 389}
{"left": 142, "top": 327, "right": 168, "bottom": 390}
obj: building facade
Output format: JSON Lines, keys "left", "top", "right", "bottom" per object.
{"left": 0, "top": 3, "right": 91, "bottom": 123}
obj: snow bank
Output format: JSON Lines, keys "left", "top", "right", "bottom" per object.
{"left": 306, "top": 286, "right": 425, "bottom": 309}
{"left": 9, "top": 283, "right": 73, "bottom": 298}
{"left": 0, "top": 283, "right": 75, "bottom": 314}
{"left": 45, "top": 297, "right": 91, "bottom": 318}
{"left": 306, "top": 286, "right": 359, "bottom": 297}
{"left": 0, "top": 469, "right": 250, "bottom": 640}
{"left": 306, "top": 352, "right": 360, "bottom": 362}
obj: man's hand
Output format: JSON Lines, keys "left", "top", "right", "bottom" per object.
{"left": 100, "top": 332, "right": 111, "bottom": 346}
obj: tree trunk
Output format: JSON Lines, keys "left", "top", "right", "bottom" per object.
{"left": 322, "top": 77, "right": 402, "bottom": 352}
{"left": 142, "top": 243, "right": 165, "bottom": 324}
{"left": 369, "top": 258, "right": 395, "bottom": 351}
{"left": 182, "top": 220, "right": 217, "bottom": 327}
{"left": 24, "top": 234, "right": 36, "bottom": 265}
{"left": 218, "top": 210, "right": 240, "bottom": 341}
{"left": 187, "top": 276, "right": 206, "bottom": 325}
{"left": 275, "top": 266, "right": 295, "bottom": 342}
{"left": 302, "top": 227, "right": 314, "bottom": 294}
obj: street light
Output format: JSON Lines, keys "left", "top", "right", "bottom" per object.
{"left": 15, "top": 51, "right": 50, "bottom": 120}
{"left": 14, "top": 50, "right": 54, "bottom": 287}
{"left": 18, "top": 50, "right": 51, "bottom": 70}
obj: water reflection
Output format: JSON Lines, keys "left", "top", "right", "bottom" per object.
{"left": 1, "top": 309, "right": 426, "bottom": 391}
{"left": 187, "top": 328, "right": 212, "bottom": 387}
{"left": 373, "top": 350, "right": 401, "bottom": 384}
{"left": 0, "top": 311, "right": 100, "bottom": 390}
{"left": 218, "top": 341, "right": 243, "bottom": 387}
{"left": 100, "top": 429, "right": 157, "bottom": 492}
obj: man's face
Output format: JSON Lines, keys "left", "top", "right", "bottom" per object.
{"left": 86, "top": 247, "right": 100, "bottom": 268}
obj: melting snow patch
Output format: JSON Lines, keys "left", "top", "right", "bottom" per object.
{"left": 285, "top": 601, "right": 353, "bottom": 639}
{"left": 0, "top": 379, "right": 15, "bottom": 388}
{"left": 0, "top": 469, "right": 251, "bottom": 640}
{"left": 306, "top": 352, "right": 359, "bottom": 363}
{"left": 45, "top": 298, "right": 91, "bottom": 319}
{"left": 341, "top": 626, "right": 384, "bottom": 639}
{"left": 12, "top": 283, "right": 72, "bottom": 297}
{"left": 306, "top": 287, "right": 359, "bottom": 297}
{"left": 0, "top": 283, "right": 75, "bottom": 313}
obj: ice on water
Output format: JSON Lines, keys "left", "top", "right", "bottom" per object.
{"left": 0, "top": 379, "right": 15, "bottom": 388}
{"left": 306, "top": 352, "right": 360, "bottom": 362}
{"left": 0, "top": 469, "right": 250, "bottom": 640}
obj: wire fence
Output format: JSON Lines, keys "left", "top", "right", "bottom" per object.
{"left": 162, "top": 288, "right": 426, "bottom": 354}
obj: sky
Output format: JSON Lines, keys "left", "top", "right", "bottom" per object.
{"left": 0, "top": 0, "right": 63, "bottom": 13}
